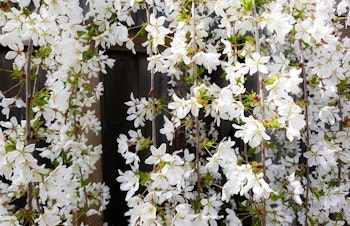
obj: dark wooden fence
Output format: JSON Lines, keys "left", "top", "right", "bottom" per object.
{"left": 102, "top": 50, "right": 168, "bottom": 225}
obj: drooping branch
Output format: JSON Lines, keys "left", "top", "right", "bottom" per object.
{"left": 191, "top": 0, "right": 201, "bottom": 201}
{"left": 146, "top": 5, "right": 157, "bottom": 147}
{"left": 299, "top": 40, "right": 310, "bottom": 226}
{"left": 25, "top": 33, "right": 34, "bottom": 212}
{"left": 252, "top": 1, "right": 266, "bottom": 225}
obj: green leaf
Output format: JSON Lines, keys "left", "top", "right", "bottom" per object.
{"left": 197, "top": 66, "right": 205, "bottom": 76}
{"left": 81, "top": 179, "right": 89, "bottom": 187}
{"left": 266, "top": 119, "right": 281, "bottom": 129}
{"left": 308, "top": 216, "right": 315, "bottom": 226}
{"left": 337, "top": 78, "right": 348, "bottom": 91}
{"left": 84, "top": 85, "right": 92, "bottom": 91}
{"left": 60, "top": 151, "right": 73, "bottom": 164}
{"left": 5, "top": 143, "right": 16, "bottom": 152}
{"left": 138, "top": 27, "right": 147, "bottom": 36}
{"left": 83, "top": 49, "right": 94, "bottom": 60}
{"left": 270, "top": 191, "right": 285, "bottom": 201}
{"left": 242, "top": 0, "right": 253, "bottom": 11}
{"left": 310, "top": 74, "right": 320, "bottom": 86}
{"left": 38, "top": 46, "right": 52, "bottom": 58}
{"left": 202, "top": 138, "right": 217, "bottom": 150}
{"left": 138, "top": 171, "right": 150, "bottom": 186}
{"left": 248, "top": 147, "right": 257, "bottom": 156}
{"left": 178, "top": 9, "right": 189, "bottom": 22}
{"left": 30, "top": 74, "right": 37, "bottom": 80}
{"left": 32, "top": 89, "right": 49, "bottom": 107}
{"left": 138, "top": 137, "right": 150, "bottom": 151}
{"left": 201, "top": 173, "right": 214, "bottom": 187}
{"left": 185, "top": 75, "right": 195, "bottom": 84}
{"left": 32, "top": 117, "right": 44, "bottom": 128}
{"left": 190, "top": 198, "right": 202, "bottom": 213}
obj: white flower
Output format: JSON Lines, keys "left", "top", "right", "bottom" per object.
{"left": 35, "top": 213, "right": 61, "bottom": 226}
{"left": 145, "top": 143, "right": 170, "bottom": 165}
{"left": 286, "top": 173, "right": 304, "bottom": 205}
{"left": 5, "top": 43, "right": 26, "bottom": 69}
{"left": 245, "top": 52, "right": 270, "bottom": 75}
{"left": 168, "top": 94, "right": 191, "bottom": 119}
{"left": 0, "top": 216, "right": 20, "bottom": 226}
{"left": 233, "top": 116, "right": 270, "bottom": 148}
{"left": 159, "top": 116, "right": 177, "bottom": 144}
{"left": 201, "top": 195, "right": 222, "bottom": 218}
{"left": 318, "top": 106, "right": 340, "bottom": 125}
{"left": 188, "top": 97, "right": 203, "bottom": 117}
{"left": 117, "top": 169, "right": 139, "bottom": 201}
{"left": 194, "top": 51, "right": 221, "bottom": 74}
{"left": 295, "top": 19, "right": 315, "bottom": 43}
{"left": 145, "top": 14, "right": 170, "bottom": 49}
{"left": 225, "top": 209, "right": 242, "bottom": 226}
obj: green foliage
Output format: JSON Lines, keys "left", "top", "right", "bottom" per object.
{"left": 37, "top": 46, "right": 52, "bottom": 59}
{"left": 242, "top": 0, "right": 253, "bottom": 11}
{"left": 16, "top": 209, "right": 35, "bottom": 225}
{"left": 201, "top": 138, "right": 217, "bottom": 150}
{"left": 310, "top": 74, "right": 320, "bottom": 86}
{"left": 11, "top": 68, "right": 25, "bottom": 82}
{"left": 5, "top": 142, "right": 16, "bottom": 152}
{"left": 308, "top": 216, "right": 316, "bottom": 226}
{"left": 60, "top": 151, "right": 73, "bottom": 165}
{"left": 185, "top": 74, "right": 195, "bottom": 84}
{"left": 201, "top": 173, "right": 214, "bottom": 187}
{"left": 270, "top": 191, "right": 285, "bottom": 201}
{"left": 83, "top": 49, "right": 94, "bottom": 60}
{"left": 138, "top": 171, "right": 150, "bottom": 186}
{"left": 197, "top": 89, "right": 212, "bottom": 106}
{"left": 138, "top": 137, "right": 151, "bottom": 151}
{"left": 32, "top": 89, "right": 49, "bottom": 107}
{"left": 312, "top": 188, "right": 325, "bottom": 200}
{"left": 248, "top": 147, "right": 257, "bottom": 157}
{"left": 264, "top": 119, "right": 281, "bottom": 129}
{"left": 190, "top": 198, "right": 202, "bottom": 213}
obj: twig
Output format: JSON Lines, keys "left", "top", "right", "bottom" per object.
{"left": 191, "top": 0, "right": 201, "bottom": 201}
{"left": 252, "top": 1, "right": 266, "bottom": 225}
{"left": 25, "top": 31, "right": 34, "bottom": 212}
{"left": 145, "top": 5, "right": 157, "bottom": 147}
{"left": 299, "top": 40, "right": 310, "bottom": 226}
{"left": 337, "top": 95, "right": 344, "bottom": 184}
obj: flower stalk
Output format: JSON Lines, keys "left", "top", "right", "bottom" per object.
{"left": 299, "top": 40, "right": 310, "bottom": 226}
{"left": 25, "top": 34, "right": 34, "bottom": 212}
{"left": 252, "top": 1, "right": 266, "bottom": 225}
{"left": 191, "top": 0, "right": 201, "bottom": 201}
{"left": 146, "top": 4, "right": 157, "bottom": 147}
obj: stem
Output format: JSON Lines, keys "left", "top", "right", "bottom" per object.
{"left": 337, "top": 96, "right": 343, "bottom": 184}
{"left": 191, "top": 0, "right": 201, "bottom": 200}
{"left": 252, "top": 2, "right": 266, "bottom": 225}
{"left": 299, "top": 40, "right": 310, "bottom": 226}
{"left": 25, "top": 33, "right": 34, "bottom": 212}
{"left": 236, "top": 40, "right": 254, "bottom": 224}
{"left": 31, "top": 63, "right": 42, "bottom": 97}
{"left": 145, "top": 5, "right": 157, "bottom": 147}
{"left": 73, "top": 210, "right": 79, "bottom": 226}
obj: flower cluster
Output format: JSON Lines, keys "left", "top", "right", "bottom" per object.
{"left": 116, "top": 0, "right": 350, "bottom": 225}
{"left": 0, "top": 0, "right": 132, "bottom": 224}
{"left": 1, "top": 0, "right": 350, "bottom": 225}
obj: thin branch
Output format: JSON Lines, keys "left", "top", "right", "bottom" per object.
{"left": 146, "top": 4, "right": 157, "bottom": 147}
{"left": 252, "top": 1, "right": 266, "bottom": 225}
{"left": 236, "top": 40, "right": 255, "bottom": 225}
{"left": 299, "top": 40, "right": 310, "bottom": 226}
{"left": 25, "top": 33, "right": 34, "bottom": 212}
{"left": 336, "top": 95, "right": 344, "bottom": 184}
{"left": 31, "top": 63, "right": 42, "bottom": 97}
{"left": 191, "top": 0, "right": 201, "bottom": 201}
